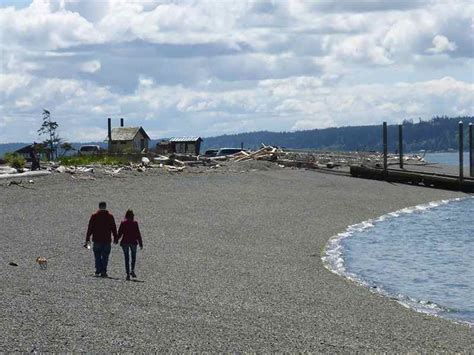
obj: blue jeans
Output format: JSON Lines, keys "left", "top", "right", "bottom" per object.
{"left": 93, "top": 242, "right": 111, "bottom": 275}
{"left": 121, "top": 244, "right": 137, "bottom": 275}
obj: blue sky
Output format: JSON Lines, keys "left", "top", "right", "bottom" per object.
{"left": 0, "top": 0, "right": 473, "bottom": 143}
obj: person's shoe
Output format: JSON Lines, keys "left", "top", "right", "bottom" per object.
{"left": 94, "top": 272, "right": 100, "bottom": 277}
{"left": 126, "top": 274, "right": 131, "bottom": 281}
{"left": 101, "top": 272, "right": 108, "bottom": 278}
{"left": 130, "top": 271, "right": 137, "bottom": 278}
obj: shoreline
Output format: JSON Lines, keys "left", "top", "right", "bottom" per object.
{"left": 1, "top": 166, "right": 473, "bottom": 351}
{"left": 322, "top": 196, "right": 473, "bottom": 328}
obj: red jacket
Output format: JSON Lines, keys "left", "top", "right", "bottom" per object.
{"left": 86, "top": 210, "right": 117, "bottom": 243}
{"left": 116, "top": 219, "right": 143, "bottom": 247}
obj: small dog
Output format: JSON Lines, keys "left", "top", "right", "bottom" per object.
{"left": 36, "top": 257, "right": 48, "bottom": 269}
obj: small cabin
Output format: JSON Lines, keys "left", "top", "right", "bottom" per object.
{"left": 168, "top": 137, "right": 203, "bottom": 155}
{"left": 15, "top": 143, "right": 48, "bottom": 161}
{"left": 108, "top": 127, "right": 150, "bottom": 153}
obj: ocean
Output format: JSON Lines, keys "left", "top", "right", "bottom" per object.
{"left": 323, "top": 153, "right": 473, "bottom": 326}
{"left": 425, "top": 152, "right": 471, "bottom": 168}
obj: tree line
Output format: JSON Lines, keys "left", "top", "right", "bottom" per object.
{"left": 201, "top": 116, "right": 473, "bottom": 152}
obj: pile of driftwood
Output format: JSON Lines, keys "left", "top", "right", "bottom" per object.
{"left": 226, "top": 144, "right": 341, "bottom": 169}
{"left": 228, "top": 145, "right": 330, "bottom": 169}
{"left": 226, "top": 144, "right": 426, "bottom": 169}
{"left": 154, "top": 154, "right": 220, "bottom": 172}
{"left": 55, "top": 165, "right": 94, "bottom": 174}
{"left": 24, "top": 145, "right": 428, "bottom": 179}
{"left": 228, "top": 145, "right": 282, "bottom": 162}
{"left": 52, "top": 157, "right": 154, "bottom": 178}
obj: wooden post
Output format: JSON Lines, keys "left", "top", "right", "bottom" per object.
{"left": 383, "top": 122, "right": 388, "bottom": 171}
{"left": 107, "top": 117, "right": 112, "bottom": 152}
{"left": 241, "top": 142, "right": 244, "bottom": 150}
{"left": 459, "top": 121, "right": 463, "bottom": 182}
{"left": 470, "top": 123, "right": 473, "bottom": 177}
{"left": 398, "top": 124, "right": 403, "bottom": 169}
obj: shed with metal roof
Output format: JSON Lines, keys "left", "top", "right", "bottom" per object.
{"left": 164, "top": 137, "right": 203, "bottom": 155}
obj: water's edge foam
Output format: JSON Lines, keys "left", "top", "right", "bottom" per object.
{"left": 321, "top": 196, "right": 473, "bottom": 327}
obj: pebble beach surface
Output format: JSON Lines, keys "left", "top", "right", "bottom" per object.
{"left": 1, "top": 165, "right": 473, "bottom": 352}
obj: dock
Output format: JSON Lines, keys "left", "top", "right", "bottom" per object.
{"left": 350, "top": 165, "right": 474, "bottom": 193}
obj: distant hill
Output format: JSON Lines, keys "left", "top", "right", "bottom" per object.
{"left": 200, "top": 116, "right": 473, "bottom": 152}
{"left": 1, "top": 116, "right": 472, "bottom": 158}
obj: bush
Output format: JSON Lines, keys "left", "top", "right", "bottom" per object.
{"left": 4, "top": 153, "right": 26, "bottom": 170}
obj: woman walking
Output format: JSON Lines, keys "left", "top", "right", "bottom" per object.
{"left": 115, "top": 209, "right": 143, "bottom": 280}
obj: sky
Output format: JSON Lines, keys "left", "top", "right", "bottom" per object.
{"left": 0, "top": 0, "right": 473, "bottom": 143}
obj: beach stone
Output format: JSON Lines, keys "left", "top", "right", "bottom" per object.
{"left": 56, "top": 166, "right": 66, "bottom": 173}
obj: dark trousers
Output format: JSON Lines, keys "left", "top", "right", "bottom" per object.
{"left": 31, "top": 160, "right": 40, "bottom": 171}
{"left": 121, "top": 244, "right": 137, "bottom": 275}
{"left": 93, "top": 242, "right": 111, "bottom": 274}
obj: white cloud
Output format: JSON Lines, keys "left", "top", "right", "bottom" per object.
{"left": 427, "top": 35, "right": 457, "bottom": 54}
{"left": 0, "top": 0, "right": 102, "bottom": 50}
{"left": 330, "top": 34, "right": 394, "bottom": 65}
{"left": 0, "top": 0, "right": 473, "bottom": 142}
{"left": 80, "top": 60, "right": 101, "bottom": 73}
{"left": 138, "top": 76, "right": 154, "bottom": 87}
{"left": 0, "top": 73, "right": 32, "bottom": 96}
{"left": 71, "top": 127, "right": 108, "bottom": 142}
{"left": 292, "top": 116, "right": 335, "bottom": 131}
{"left": 0, "top": 71, "right": 473, "bottom": 142}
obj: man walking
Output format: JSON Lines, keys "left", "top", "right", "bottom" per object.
{"left": 85, "top": 202, "right": 117, "bottom": 277}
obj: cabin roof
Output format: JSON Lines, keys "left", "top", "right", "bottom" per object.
{"left": 15, "top": 143, "right": 47, "bottom": 154}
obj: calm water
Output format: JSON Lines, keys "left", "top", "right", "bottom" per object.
{"left": 425, "top": 152, "right": 470, "bottom": 168}
{"left": 323, "top": 197, "right": 474, "bottom": 325}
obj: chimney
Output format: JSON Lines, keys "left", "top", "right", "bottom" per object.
{"left": 120, "top": 118, "right": 124, "bottom": 127}
{"left": 108, "top": 118, "right": 112, "bottom": 141}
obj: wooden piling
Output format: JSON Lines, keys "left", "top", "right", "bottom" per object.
{"left": 107, "top": 117, "right": 112, "bottom": 152}
{"left": 383, "top": 122, "right": 388, "bottom": 171}
{"left": 459, "top": 121, "right": 463, "bottom": 182}
{"left": 470, "top": 123, "right": 473, "bottom": 177}
{"left": 398, "top": 124, "right": 403, "bottom": 169}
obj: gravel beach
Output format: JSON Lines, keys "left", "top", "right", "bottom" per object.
{"left": 1, "top": 165, "right": 473, "bottom": 352}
